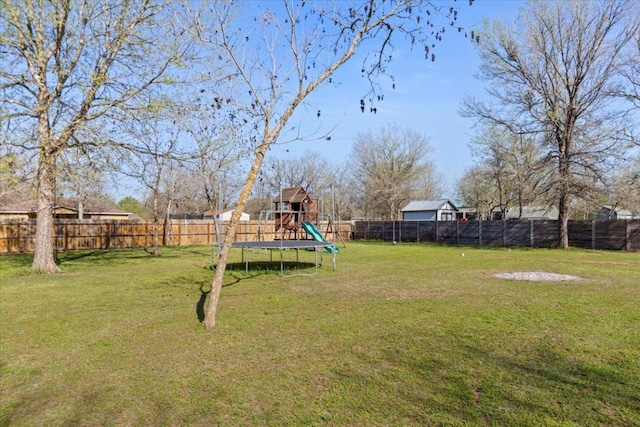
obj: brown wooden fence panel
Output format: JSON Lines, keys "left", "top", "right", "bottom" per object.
{"left": 0, "top": 219, "right": 353, "bottom": 254}
{"left": 2, "top": 219, "right": 638, "bottom": 254}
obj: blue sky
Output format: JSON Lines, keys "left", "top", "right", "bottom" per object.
{"left": 267, "top": 0, "right": 525, "bottom": 191}
{"left": 110, "top": 1, "right": 525, "bottom": 201}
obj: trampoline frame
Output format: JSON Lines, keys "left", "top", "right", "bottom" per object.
{"left": 230, "top": 240, "right": 337, "bottom": 276}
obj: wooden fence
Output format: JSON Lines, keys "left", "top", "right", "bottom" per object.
{"left": 353, "top": 219, "right": 640, "bottom": 251}
{"left": 3, "top": 218, "right": 638, "bottom": 254}
{"left": 0, "top": 219, "right": 353, "bottom": 254}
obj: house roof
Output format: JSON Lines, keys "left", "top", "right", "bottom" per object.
{"left": 401, "top": 199, "right": 457, "bottom": 212}
{"left": 600, "top": 205, "right": 635, "bottom": 216}
{"left": 506, "top": 206, "right": 558, "bottom": 219}
{"left": 0, "top": 200, "right": 131, "bottom": 216}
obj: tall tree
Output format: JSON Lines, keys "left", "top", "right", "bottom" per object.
{"left": 0, "top": 0, "right": 191, "bottom": 271}
{"left": 462, "top": 0, "right": 640, "bottom": 247}
{"left": 349, "top": 124, "right": 440, "bottom": 220}
{"left": 119, "top": 114, "right": 187, "bottom": 256}
{"left": 467, "top": 125, "right": 546, "bottom": 219}
{"left": 192, "top": 0, "right": 473, "bottom": 329}
{"left": 181, "top": 110, "right": 249, "bottom": 218}
{"left": 260, "top": 150, "right": 333, "bottom": 197}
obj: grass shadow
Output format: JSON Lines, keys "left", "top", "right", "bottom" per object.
{"left": 57, "top": 249, "right": 154, "bottom": 265}
{"left": 221, "top": 261, "right": 319, "bottom": 273}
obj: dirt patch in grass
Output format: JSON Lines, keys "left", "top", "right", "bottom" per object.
{"left": 494, "top": 271, "right": 584, "bottom": 282}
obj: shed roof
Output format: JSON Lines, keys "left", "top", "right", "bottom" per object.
{"left": 401, "top": 199, "right": 457, "bottom": 212}
{"left": 600, "top": 205, "right": 635, "bottom": 216}
{"left": 506, "top": 206, "right": 558, "bottom": 219}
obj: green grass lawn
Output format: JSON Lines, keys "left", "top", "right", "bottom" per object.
{"left": 1, "top": 242, "right": 639, "bottom": 426}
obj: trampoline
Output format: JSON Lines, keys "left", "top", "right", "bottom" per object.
{"left": 230, "top": 240, "right": 338, "bottom": 276}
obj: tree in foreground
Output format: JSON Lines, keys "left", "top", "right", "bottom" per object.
{"left": 462, "top": 0, "right": 640, "bottom": 247}
{"left": 194, "top": 0, "right": 473, "bottom": 329}
{"left": 349, "top": 124, "right": 442, "bottom": 220}
{"left": 0, "top": 0, "right": 191, "bottom": 271}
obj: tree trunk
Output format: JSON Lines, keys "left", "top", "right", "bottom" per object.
{"left": 203, "top": 144, "right": 269, "bottom": 329}
{"left": 152, "top": 191, "right": 159, "bottom": 256}
{"left": 32, "top": 153, "right": 59, "bottom": 272}
{"left": 78, "top": 198, "right": 84, "bottom": 220}
{"left": 558, "top": 189, "right": 570, "bottom": 248}
{"left": 163, "top": 199, "right": 173, "bottom": 246}
{"left": 557, "top": 140, "right": 571, "bottom": 249}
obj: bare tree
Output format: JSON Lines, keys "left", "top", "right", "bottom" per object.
{"left": 119, "top": 115, "right": 187, "bottom": 256}
{"left": 455, "top": 165, "right": 495, "bottom": 220}
{"left": 461, "top": 0, "right": 640, "bottom": 247}
{"left": 615, "top": 24, "right": 640, "bottom": 110}
{"left": 467, "top": 125, "right": 547, "bottom": 219}
{"left": 181, "top": 111, "right": 250, "bottom": 218}
{"left": 0, "top": 0, "right": 192, "bottom": 271}
{"left": 57, "top": 144, "right": 109, "bottom": 219}
{"left": 349, "top": 124, "right": 439, "bottom": 220}
{"left": 260, "top": 150, "right": 333, "bottom": 197}
{"left": 0, "top": 147, "right": 36, "bottom": 206}
{"left": 598, "top": 153, "right": 640, "bottom": 217}
{"left": 191, "top": 0, "right": 473, "bottom": 329}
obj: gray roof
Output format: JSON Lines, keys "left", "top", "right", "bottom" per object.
{"left": 600, "top": 205, "right": 634, "bottom": 215}
{"left": 506, "top": 206, "right": 558, "bottom": 219}
{"left": 401, "top": 199, "right": 457, "bottom": 212}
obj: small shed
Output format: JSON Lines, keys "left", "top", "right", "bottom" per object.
{"left": 401, "top": 200, "right": 458, "bottom": 221}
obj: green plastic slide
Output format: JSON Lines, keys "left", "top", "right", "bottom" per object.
{"left": 301, "top": 221, "right": 340, "bottom": 253}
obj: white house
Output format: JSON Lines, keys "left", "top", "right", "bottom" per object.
{"left": 401, "top": 200, "right": 458, "bottom": 221}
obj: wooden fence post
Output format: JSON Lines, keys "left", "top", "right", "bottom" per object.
{"left": 456, "top": 220, "right": 459, "bottom": 245}
{"left": 502, "top": 220, "right": 506, "bottom": 246}
{"left": 625, "top": 220, "right": 630, "bottom": 251}
{"left": 529, "top": 220, "right": 534, "bottom": 247}
{"left": 592, "top": 220, "right": 596, "bottom": 250}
